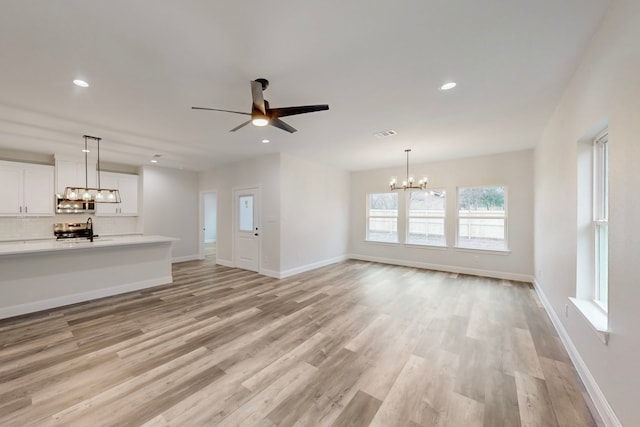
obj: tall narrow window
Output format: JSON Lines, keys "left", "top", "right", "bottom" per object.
{"left": 407, "top": 190, "right": 446, "bottom": 246}
{"left": 366, "top": 193, "right": 398, "bottom": 243}
{"left": 593, "top": 133, "right": 608, "bottom": 310}
{"left": 457, "top": 186, "right": 507, "bottom": 251}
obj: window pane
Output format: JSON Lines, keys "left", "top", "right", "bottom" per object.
{"left": 594, "top": 139, "right": 608, "bottom": 220}
{"left": 368, "top": 193, "right": 398, "bottom": 216}
{"left": 458, "top": 186, "right": 505, "bottom": 216}
{"left": 408, "top": 191, "right": 445, "bottom": 216}
{"left": 238, "top": 195, "right": 253, "bottom": 231}
{"left": 367, "top": 193, "right": 398, "bottom": 242}
{"left": 595, "top": 223, "right": 608, "bottom": 307}
{"left": 367, "top": 218, "right": 398, "bottom": 242}
{"left": 407, "top": 218, "right": 445, "bottom": 246}
{"left": 458, "top": 218, "right": 506, "bottom": 250}
{"left": 407, "top": 190, "right": 446, "bottom": 246}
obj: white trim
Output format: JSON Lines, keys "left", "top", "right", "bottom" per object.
{"left": 568, "top": 297, "right": 609, "bottom": 344}
{"left": 0, "top": 276, "right": 172, "bottom": 320}
{"left": 260, "top": 268, "right": 281, "bottom": 279}
{"left": 172, "top": 254, "right": 201, "bottom": 263}
{"left": 533, "top": 280, "right": 621, "bottom": 427}
{"left": 274, "top": 255, "right": 348, "bottom": 279}
{"left": 216, "top": 258, "right": 234, "bottom": 268}
{"left": 347, "top": 253, "right": 533, "bottom": 282}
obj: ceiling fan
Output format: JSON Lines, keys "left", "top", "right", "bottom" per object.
{"left": 192, "top": 78, "right": 329, "bottom": 133}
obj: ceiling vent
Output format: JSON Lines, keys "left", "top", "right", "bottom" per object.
{"left": 374, "top": 129, "right": 397, "bottom": 138}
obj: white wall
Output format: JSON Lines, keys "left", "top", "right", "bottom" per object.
{"left": 199, "top": 154, "right": 281, "bottom": 273}
{"left": 534, "top": 1, "right": 640, "bottom": 425}
{"left": 349, "top": 150, "right": 534, "bottom": 281}
{"left": 142, "top": 166, "right": 199, "bottom": 261}
{"left": 203, "top": 192, "right": 216, "bottom": 242}
{"left": 280, "top": 154, "right": 350, "bottom": 275}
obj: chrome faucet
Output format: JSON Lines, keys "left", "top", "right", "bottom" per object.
{"left": 86, "top": 217, "right": 94, "bottom": 242}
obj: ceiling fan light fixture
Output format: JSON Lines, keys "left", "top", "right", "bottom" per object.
{"left": 252, "top": 117, "right": 269, "bottom": 127}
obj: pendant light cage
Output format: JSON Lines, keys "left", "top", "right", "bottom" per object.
{"left": 63, "top": 135, "right": 121, "bottom": 203}
{"left": 389, "top": 149, "right": 428, "bottom": 191}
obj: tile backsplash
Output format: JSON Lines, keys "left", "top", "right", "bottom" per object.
{"left": 0, "top": 215, "right": 140, "bottom": 240}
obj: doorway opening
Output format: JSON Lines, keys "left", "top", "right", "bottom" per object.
{"left": 201, "top": 191, "right": 217, "bottom": 262}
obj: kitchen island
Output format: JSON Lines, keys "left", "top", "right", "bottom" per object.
{"left": 0, "top": 235, "right": 177, "bottom": 319}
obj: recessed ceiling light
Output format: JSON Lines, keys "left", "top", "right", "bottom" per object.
{"left": 262, "top": 139, "right": 270, "bottom": 144}
{"left": 81, "top": 149, "right": 90, "bottom": 153}
{"left": 373, "top": 130, "right": 397, "bottom": 138}
{"left": 440, "top": 82, "right": 457, "bottom": 90}
{"left": 150, "top": 159, "right": 158, "bottom": 164}
{"left": 73, "top": 79, "right": 89, "bottom": 88}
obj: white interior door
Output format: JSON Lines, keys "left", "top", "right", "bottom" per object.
{"left": 234, "top": 187, "right": 260, "bottom": 272}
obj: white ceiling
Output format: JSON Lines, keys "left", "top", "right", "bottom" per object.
{"left": 0, "top": 1, "right": 610, "bottom": 172}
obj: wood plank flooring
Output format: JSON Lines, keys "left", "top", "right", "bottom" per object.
{"left": 0, "top": 258, "right": 602, "bottom": 426}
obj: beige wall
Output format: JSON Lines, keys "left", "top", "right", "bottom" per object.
{"left": 534, "top": 1, "right": 640, "bottom": 424}
{"left": 349, "top": 149, "right": 534, "bottom": 281}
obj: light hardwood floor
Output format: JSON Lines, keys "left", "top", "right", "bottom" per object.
{"left": 0, "top": 258, "right": 602, "bottom": 426}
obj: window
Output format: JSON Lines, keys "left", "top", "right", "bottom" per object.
{"left": 367, "top": 193, "right": 398, "bottom": 243}
{"left": 407, "top": 190, "right": 446, "bottom": 246}
{"left": 238, "top": 195, "right": 254, "bottom": 232}
{"left": 457, "top": 186, "right": 507, "bottom": 251}
{"left": 593, "top": 133, "right": 608, "bottom": 310}
{"left": 573, "top": 128, "right": 609, "bottom": 341}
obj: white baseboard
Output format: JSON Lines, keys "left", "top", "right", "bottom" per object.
{"left": 533, "top": 279, "right": 621, "bottom": 427}
{"left": 172, "top": 254, "right": 200, "bottom": 263}
{"left": 216, "top": 258, "right": 234, "bottom": 268}
{"left": 260, "top": 268, "right": 281, "bottom": 279}
{"left": 347, "top": 253, "right": 534, "bottom": 282}
{"left": 270, "top": 255, "right": 348, "bottom": 279}
{"left": 0, "top": 276, "right": 173, "bottom": 320}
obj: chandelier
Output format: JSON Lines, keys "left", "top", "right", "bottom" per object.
{"left": 63, "top": 135, "right": 121, "bottom": 203}
{"left": 389, "top": 149, "right": 428, "bottom": 191}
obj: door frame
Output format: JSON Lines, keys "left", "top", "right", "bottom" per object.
{"left": 232, "top": 185, "right": 261, "bottom": 272}
{"left": 198, "top": 190, "right": 218, "bottom": 260}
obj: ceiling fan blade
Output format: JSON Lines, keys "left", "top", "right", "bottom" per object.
{"left": 192, "top": 107, "right": 250, "bottom": 115}
{"left": 250, "top": 80, "right": 266, "bottom": 114}
{"left": 270, "top": 118, "right": 297, "bottom": 133}
{"left": 230, "top": 120, "right": 252, "bottom": 132}
{"left": 269, "top": 104, "right": 329, "bottom": 118}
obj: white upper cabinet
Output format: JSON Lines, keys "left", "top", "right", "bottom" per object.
{"left": 96, "top": 172, "right": 139, "bottom": 216}
{"left": 0, "top": 161, "right": 54, "bottom": 216}
{"left": 55, "top": 158, "right": 96, "bottom": 195}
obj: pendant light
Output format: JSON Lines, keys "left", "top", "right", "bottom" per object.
{"left": 389, "top": 149, "right": 428, "bottom": 191}
{"left": 64, "top": 135, "right": 121, "bottom": 203}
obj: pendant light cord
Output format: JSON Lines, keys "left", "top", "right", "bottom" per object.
{"left": 84, "top": 135, "right": 89, "bottom": 188}
{"left": 405, "top": 149, "right": 411, "bottom": 183}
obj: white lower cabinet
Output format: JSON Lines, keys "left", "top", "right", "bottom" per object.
{"left": 96, "top": 172, "right": 139, "bottom": 216}
{"left": 0, "top": 161, "right": 54, "bottom": 216}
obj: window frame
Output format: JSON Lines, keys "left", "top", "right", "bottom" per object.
{"left": 405, "top": 189, "right": 447, "bottom": 247}
{"left": 366, "top": 192, "right": 399, "bottom": 243}
{"left": 592, "top": 132, "right": 608, "bottom": 311}
{"left": 456, "top": 185, "right": 508, "bottom": 252}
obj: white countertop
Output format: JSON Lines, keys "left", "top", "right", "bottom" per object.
{"left": 0, "top": 235, "right": 177, "bottom": 256}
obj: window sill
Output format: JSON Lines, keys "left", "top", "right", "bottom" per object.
{"left": 454, "top": 246, "right": 511, "bottom": 255}
{"left": 364, "top": 240, "right": 399, "bottom": 246}
{"left": 404, "top": 243, "right": 448, "bottom": 250}
{"left": 569, "top": 297, "right": 610, "bottom": 344}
